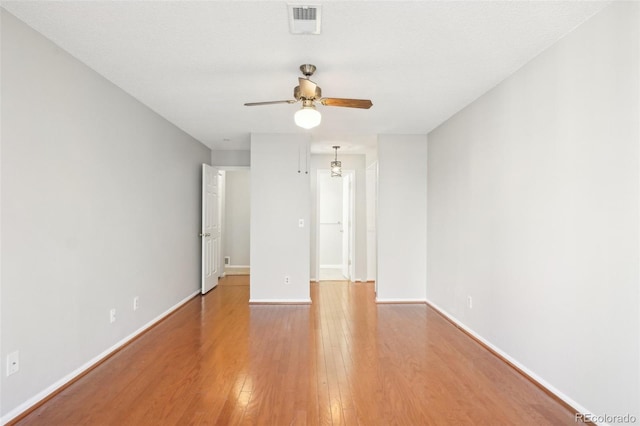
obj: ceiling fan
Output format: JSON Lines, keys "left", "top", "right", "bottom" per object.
{"left": 244, "top": 64, "right": 373, "bottom": 129}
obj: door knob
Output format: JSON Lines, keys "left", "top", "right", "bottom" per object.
{"left": 199, "top": 233, "right": 211, "bottom": 237}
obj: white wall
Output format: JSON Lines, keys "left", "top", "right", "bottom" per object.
{"left": 365, "top": 149, "right": 378, "bottom": 169}
{"left": 223, "top": 170, "right": 250, "bottom": 267}
{"left": 377, "top": 135, "right": 428, "bottom": 301}
{"left": 310, "top": 154, "right": 367, "bottom": 281}
{"left": 212, "top": 149, "right": 250, "bottom": 167}
{"left": 250, "top": 134, "right": 310, "bottom": 302}
{"left": 427, "top": 2, "right": 639, "bottom": 419}
{"left": 1, "top": 10, "right": 211, "bottom": 422}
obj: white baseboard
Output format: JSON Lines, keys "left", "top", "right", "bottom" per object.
{"left": 376, "top": 298, "right": 427, "bottom": 304}
{"left": 249, "top": 299, "right": 312, "bottom": 304}
{"left": 1, "top": 290, "right": 199, "bottom": 425}
{"left": 425, "top": 299, "right": 596, "bottom": 423}
{"left": 313, "top": 277, "right": 365, "bottom": 283}
{"left": 224, "top": 265, "right": 250, "bottom": 275}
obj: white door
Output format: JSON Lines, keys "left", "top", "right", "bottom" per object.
{"left": 366, "top": 166, "right": 377, "bottom": 283}
{"left": 341, "top": 174, "right": 352, "bottom": 280}
{"left": 201, "top": 164, "right": 220, "bottom": 294}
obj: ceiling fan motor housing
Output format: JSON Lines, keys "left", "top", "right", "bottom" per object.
{"left": 294, "top": 85, "right": 321, "bottom": 100}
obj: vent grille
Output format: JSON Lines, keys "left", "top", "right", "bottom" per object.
{"left": 292, "top": 7, "right": 316, "bottom": 21}
{"left": 288, "top": 5, "right": 321, "bottom": 35}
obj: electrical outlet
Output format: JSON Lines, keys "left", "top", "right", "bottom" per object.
{"left": 133, "top": 297, "right": 139, "bottom": 311}
{"left": 298, "top": 219, "right": 304, "bottom": 228}
{"left": 284, "top": 276, "right": 291, "bottom": 285}
{"left": 467, "top": 296, "right": 473, "bottom": 309}
{"left": 110, "top": 308, "right": 116, "bottom": 323}
{"left": 6, "top": 351, "right": 19, "bottom": 376}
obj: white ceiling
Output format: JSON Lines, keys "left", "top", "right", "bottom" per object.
{"left": 2, "top": 1, "right": 610, "bottom": 154}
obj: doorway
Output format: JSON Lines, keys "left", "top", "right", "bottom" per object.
{"left": 219, "top": 168, "right": 251, "bottom": 287}
{"left": 316, "top": 169, "right": 355, "bottom": 281}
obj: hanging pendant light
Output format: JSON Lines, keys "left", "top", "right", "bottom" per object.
{"left": 331, "top": 146, "right": 342, "bottom": 177}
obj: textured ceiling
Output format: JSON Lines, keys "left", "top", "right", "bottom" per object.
{"left": 2, "top": 1, "right": 610, "bottom": 153}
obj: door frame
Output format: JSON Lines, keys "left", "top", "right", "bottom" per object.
{"left": 216, "top": 166, "right": 250, "bottom": 280}
{"left": 315, "top": 169, "right": 356, "bottom": 282}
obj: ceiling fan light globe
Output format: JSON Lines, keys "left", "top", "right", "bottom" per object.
{"left": 294, "top": 106, "right": 321, "bottom": 129}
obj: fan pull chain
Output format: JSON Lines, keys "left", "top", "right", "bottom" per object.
{"left": 305, "top": 142, "right": 309, "bottom": 174}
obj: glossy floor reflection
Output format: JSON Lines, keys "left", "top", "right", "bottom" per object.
{"left": 16, "top": 278, "right": 574, "bottom": 425}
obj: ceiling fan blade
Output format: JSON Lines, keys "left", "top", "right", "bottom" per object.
{"left": 298, "top": 77, "right": 318, "bottom": 99}
{"left": 320, "top": 98, "right": 373, "bottom": 109}
{"left": 244, "top": 100, "right": 297, "bottom": 106}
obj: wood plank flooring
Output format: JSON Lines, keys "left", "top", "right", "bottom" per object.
{"left": 14, "top": 277, "right": 575, "bottom": 425}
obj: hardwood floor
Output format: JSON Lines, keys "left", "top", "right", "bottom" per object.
{"left": 14, "top": 278, "right": 575, "bottom": 425}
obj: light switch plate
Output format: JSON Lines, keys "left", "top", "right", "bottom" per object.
{"left": 7, "top": 351, "right": 19, "bottom": 376}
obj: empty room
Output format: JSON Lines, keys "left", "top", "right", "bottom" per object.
{"left": 1, "top": 1, "right": 638, "bottom": 425}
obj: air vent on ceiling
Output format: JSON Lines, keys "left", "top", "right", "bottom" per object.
{"left": 288, "top": 4, "right": 321, "bottom": 35}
